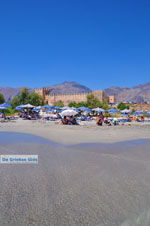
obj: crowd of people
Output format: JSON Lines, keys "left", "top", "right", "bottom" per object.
{"left": 19, "top": 110, "right": 39, "bottom": 120}
{"left": 61, "top": 116, "right": 78, "bottom": 125}
{"left": 96, "top": 113, "right": 117, "bottom": 126}
{"left": 0, "top": 108, "right": 147, "bottom": 127}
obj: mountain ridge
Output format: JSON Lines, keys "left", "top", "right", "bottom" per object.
{"left": 104, "top": 82, "right": 150, "bottom": 102}
{"left": 0, "top": 81, "right": 150, "bottom": 103}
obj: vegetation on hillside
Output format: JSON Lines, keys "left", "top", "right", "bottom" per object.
{"left": 68, "top": 94, "right": 109, "bottom": 109}
{"left": 0, "top": 93, "right": 5, "bottom": 104}
{"left": 5, "top": 108, "right": 16, "bottom": 116}
{"left": 11, "top": 88, "right": 44, "bottom": 108}
{"left": 117, "top": 102, "right": 129, "bottom": 110}
{"left": 53, "top": 100, "right": 64, "bottom": 107}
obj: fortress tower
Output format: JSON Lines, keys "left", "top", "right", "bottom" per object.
{"left": 34, "top": 88, "right": 51, "bottom": 104}
{"left": 34, "top": 88, "right": 50, "bottom": 97}
{"left": 92, "top": 90, "right": 109, "bottom": 102}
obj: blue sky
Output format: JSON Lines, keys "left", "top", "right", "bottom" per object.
{"left": 0, "top": 0, "right": 150, "bottom": 89}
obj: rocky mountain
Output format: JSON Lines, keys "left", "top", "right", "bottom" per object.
{"left": 0, "top": 87, "right": 24, "bottom": 102}
{"left": 47, "top": 81, "right": 92, "bottom": 94}
{"left": 0, "top": 82, "right": 91, "bottom": 102}
{"left": 0, "top": 81, "right": 150, "bottom": 103}
{"left": 104, "top": 82, "right": 150, "bottom": 102}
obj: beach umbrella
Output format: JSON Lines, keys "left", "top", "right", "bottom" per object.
{"left": 41, "top": 105, "right": 53, "bottom": 109}
{"left": 61, "top": 109, "right": 78, "bottom": 116}
{"left": 77, "top": 107, "right": 92, "bottom": 113}
{"left": 84, "top": 109, "right": 92, "bottom": 113}
{"left": 0, "top": 103, "right": 12, "bottom": 108}
{"left": 108, "top": 108, "right": 119, "bottom": 113}
{"left": 61, "top": 106, "right": 72, "bottom": 110}
{"left": 47, "top": 109, "right": 55, "bottom": 113}
{"left": 35, "top": 106, "right": 42, "bottom": 109}
{"left": 32, "top": 108, "right": 40, "bottom": 112}
{"left": 121, "top": 109, "right": 131, "bottom": 114}
{"left": 66, "top": 107, "right": 80, "bottom": 112}
{"left": 136, "top": 110, "right": 144, "bottom": 113}
{"left": 53, "top": 106, "right": 61, "bottom": 110}
{"left": 0, "top": 106, "right": 6, "bottom": 110}
{"left": 15, "top": 106, "right": 23, "bottom": 111}
{"left": 72, "top": 107, "right": 78, "bottom": 110}
{"left": 21, "top": 104, "right": 35, "bottom": 108}
{"left": 92, "top": 108, "right": 105, "bottom": 113}
{"left": 132, "top": 112, "right": 140, "bottom": 116}
{"left": 78, "top": 107, "right": 89, "bottom": 111}
{"left": 133, "top": 110, "right": 144, "bottom": 115}
{"left": 15, "top": 104, "right": 26, "bottom": 110}
{"left": 145, "top": 112, "right": 150, "bottom": 116}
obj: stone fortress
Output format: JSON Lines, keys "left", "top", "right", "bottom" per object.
{"left": 35, "top": 87, "right": 115, "bottom": 105}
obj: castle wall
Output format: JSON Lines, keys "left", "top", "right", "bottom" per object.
{"left": 46, "top": 93, "right": 88, "bottom": 105}
{"left": 35, "top": 88, "right": 115, "bottom": 105}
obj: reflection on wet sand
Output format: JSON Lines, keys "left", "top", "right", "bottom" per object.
{"left": 0, "top": 132, "right": 150, "bottom": 226}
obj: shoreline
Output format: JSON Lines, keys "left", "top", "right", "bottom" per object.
{"left": 1, "top": 130, "right": 150, "bottom": 147}
{"left": 1, "top": 119, "right": 150, "bottom": 145}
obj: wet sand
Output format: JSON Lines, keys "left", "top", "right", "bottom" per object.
{"left": 0, "top": 132, "right": 150, "bottom": 225}
{"left": 0, "top": 119, "right": 150, "bottom": 144}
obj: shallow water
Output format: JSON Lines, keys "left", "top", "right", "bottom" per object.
{"left": 0, "top": 132, "right": 150, "bottom": 226}
{"left": 0, "top": 131, "right": 59, "bottom": 146}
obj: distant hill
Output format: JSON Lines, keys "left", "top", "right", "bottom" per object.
{"left": 104, "top": 82, "right": 150, "bottom": 102}
{"left": 0, "top": 82, "right": 91, "bottom": 102}
{"left": 47, "top": 81, "right": 92, "bottom": 94}
{"left": 0, "top": 81, "right": 150, "bottom": 103}
{"left": 0, "top": 87, "right": 24, "bottom": 102}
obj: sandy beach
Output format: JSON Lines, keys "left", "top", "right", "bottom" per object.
{"left": 0, "top": 131, "right": 150, "bottom": 225}
{"left": 1, "top": 120, "right": 150, "bottom": 225}
{"left": 0, "top": 119, "right": 150, "bottom": 145}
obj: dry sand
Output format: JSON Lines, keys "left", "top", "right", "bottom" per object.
{"left": 0, "top": 119, "right": 150, "bottom": 144}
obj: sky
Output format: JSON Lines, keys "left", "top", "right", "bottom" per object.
{"left": 0, "top": 0, "right": 150, "bottom": 89}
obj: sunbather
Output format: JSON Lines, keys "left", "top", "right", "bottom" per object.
{"left": 61, "top": 116, "right": 69, "bottom": 125}
{"left": 68, "top": 116, "right": 78, "bottom": 125}
{"left": 96, "top": 117, "right": 103, "bottom": 126}
{"left": 96, "top": 113, "right": 104, "bottom": 126}
{"left": 104, "top": 117, "right": 111, "bottom": 126}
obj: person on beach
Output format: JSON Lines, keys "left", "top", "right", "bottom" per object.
{"left": 104, "top": 116, "right": 111, "bottom": 126}
{"left": 96, "top": 117, "right": 103, "bottom": 126}
{"left": 96, "top": 113, "right": 104, "bottom": 126}
{"left": 61, "top": 116, "right": 69, "bottom": 125}
{"left": 112, "top": 118, "right": 119, "bottom": 125}
{"left": 68, "top": 116, "right": 78, "bottom": 125}
{"left": 56, "top": 113, "right": 61, "bottom": 119}
{"left": 0, "top": 113, "right": 3, "bottom": 118}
